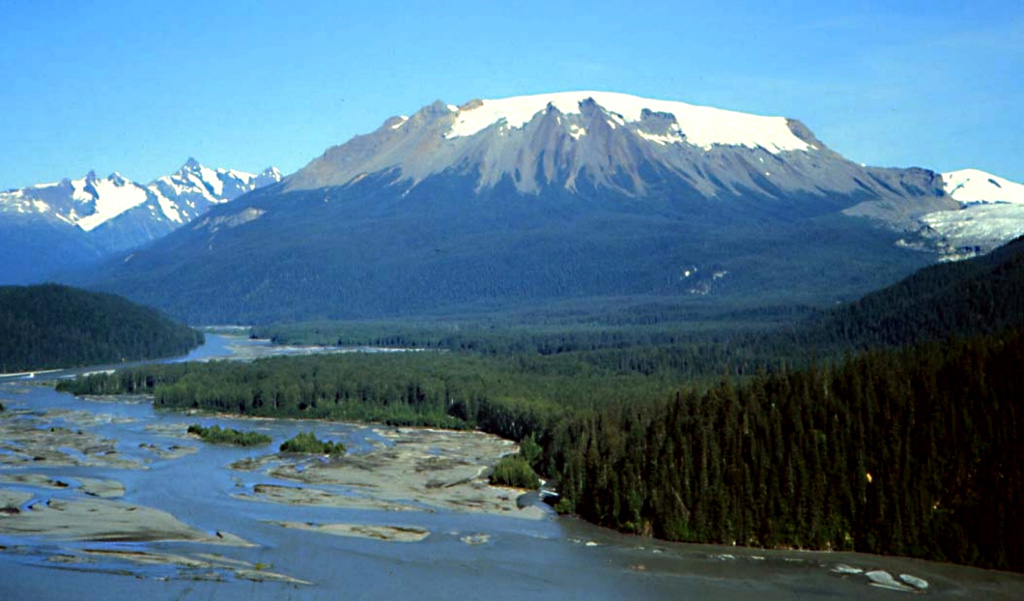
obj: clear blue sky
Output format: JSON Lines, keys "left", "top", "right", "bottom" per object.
{"left": 1, "top": 0, "right": 1021, "bottom": 189}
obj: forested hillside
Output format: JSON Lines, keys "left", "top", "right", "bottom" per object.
{"left": 0, "top": 284, "right": 203, "bottom": 372}
{"left": 801, "top": 235, "right": 1024, "bottom": 348}
{"left": 550, "top": 331, "right": 1024, "bottom": 571}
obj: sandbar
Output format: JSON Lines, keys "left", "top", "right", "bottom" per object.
{"left": 267, "top": 520, "right": 430, "bottom": 542}
{"left": 237, "top": 427, "right": 547, "bottom": 519}
{"left": 0, "top": 489, "right": 251, "bottom": 545}
{"left": 0, "top": 473, "right": 125, "bottom": 498}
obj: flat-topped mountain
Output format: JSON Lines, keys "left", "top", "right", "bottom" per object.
{"left": 75, "top": 92, "right": 1016, "bottom": 323}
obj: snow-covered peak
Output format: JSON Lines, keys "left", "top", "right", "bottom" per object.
{"left": 255, "top": 166, "right": 283, "bottom": 188}
{"left": 942, "top": 169, "right": 1024, "bottom": 205}
{"left": 149, "top": 159, "right": 282, "bottom": 225}
{"left": 261, "top": 166, "right": 282, "bottom": 178}
{"left": 444, "top": 91, "right": 813, "bottom": 153}
{"left": 70, "top": 172, "right": 150, "bottom": 231}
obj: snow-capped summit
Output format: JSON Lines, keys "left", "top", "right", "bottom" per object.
{"left": 287, "top": 89, "right": 944, "bottom": 205}
{"left": 941, "top": 169, "right": 1024, "bottom": 205}
{"left": 255, "top": 166, "right": 282, "bottom": 188}
{"left": 149, "top": 158, "right": 282, "bottom": 225}
{"left": 443, "top": 91, "right": 815, "bottom": 153}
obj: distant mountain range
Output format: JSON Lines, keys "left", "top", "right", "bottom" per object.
{"left": 0, "top": 159, "right": 281, "bottom": 283}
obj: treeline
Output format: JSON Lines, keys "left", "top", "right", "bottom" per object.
{"left": 546, "top": 330, "right": 1024, "bottom": 571}
{"left": 251, "top": 318, "right": 780, "bottom": 358}
{"left": 56, "top": 351, "right": 675, "bottom": 431}
{"left": 0, "top": 284, "right": 203, "bottom": 372}
{"left": 250, "top": 320, "right": 818, "bottom": 386}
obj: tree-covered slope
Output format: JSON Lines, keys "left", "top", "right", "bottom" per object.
{"left": 0, "top": 284, "right": 203, "bottom": 372}
{"left": 551, "top": 329, "right": 1024, "bottom": 571}
{"left": 805, "top": 235, "right": 1024, "bottom": 348}
{"left": 81, "top": 171, "right": 932, "bottom": 324}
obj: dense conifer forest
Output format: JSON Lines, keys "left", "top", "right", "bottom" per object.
{"left": 0, "top": 284, "right": 203, "bottom": 372}
{"left": 56, "top": 237, "right": 1024, "bottom": 571}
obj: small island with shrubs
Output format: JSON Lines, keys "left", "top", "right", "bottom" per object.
{"left": 489, "top": 455, "right": 540, "bottom": 490}
{"left": 279, "top": 430, "right": 346, "bottom": 455}
{"left": 187, "top": 424, "right": 271, "bottom": 447}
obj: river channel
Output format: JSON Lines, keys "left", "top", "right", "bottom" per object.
{"left": 1, "top": 334, "right": 1021, "bottom": 600}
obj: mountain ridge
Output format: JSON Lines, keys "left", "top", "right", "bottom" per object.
{"left": 0, "top": 159, "right": 281, "bottom": 284}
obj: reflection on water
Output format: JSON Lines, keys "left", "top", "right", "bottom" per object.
{"left": 0, "top": 335, "right": 1022, "bottom": 600}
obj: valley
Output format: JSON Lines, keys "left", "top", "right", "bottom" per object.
{"left": 2, "top": 334, "right": 1023, "bottom": 600}
{"left": 2, "top": 87, "right": 1023, "bottom": 599}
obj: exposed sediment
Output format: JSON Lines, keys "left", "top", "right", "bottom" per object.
{"left": 0, "top": 491, "right": 252, "bottom": 545}
{"left": 237, "top": 427, "right": 547, "bottom": 519}
{"left": 267, "top": 520, "right": 430, "bottom": 542}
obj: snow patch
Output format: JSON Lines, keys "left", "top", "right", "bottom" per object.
{"left": 71, "top": 179, "right": 94, "bottom": 203}
{"left": 75, "top": 176, "right": 149, "bottom": 231}
{"left": 152, "top": 189, "right": 183, "bottom": 223}
{"left": 198, "top": 165, "right": 224, "bottom": 196}
{"left": 636, "top": 130, "right": 684, "bottom": 145}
